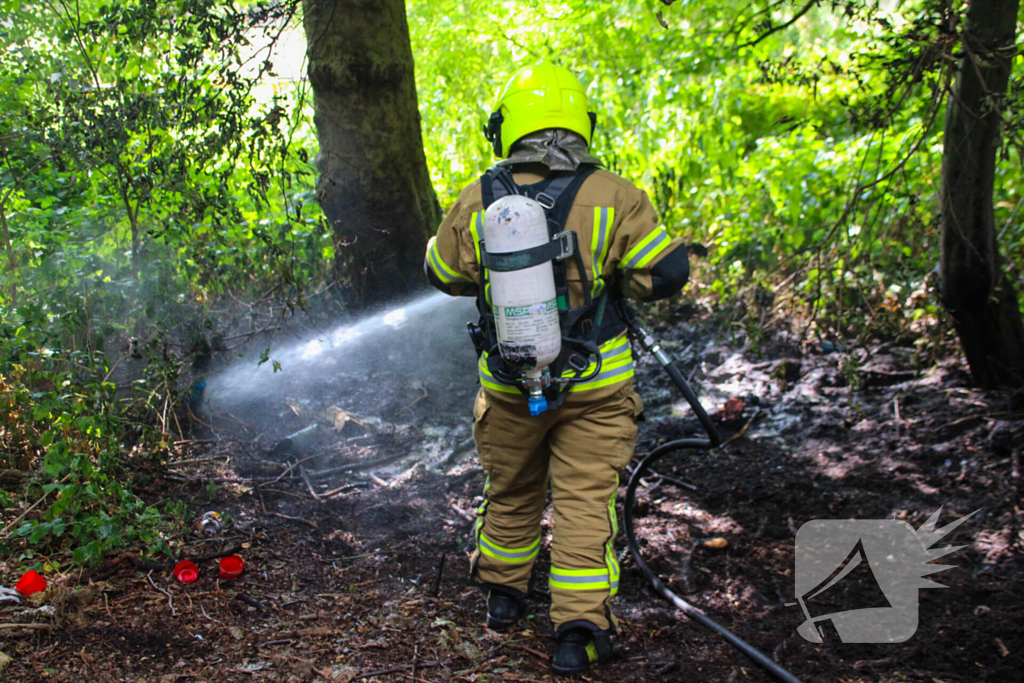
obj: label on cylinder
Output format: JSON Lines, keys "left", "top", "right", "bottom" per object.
{"left": 494, "top": 298, "right": 560, "bottom": 369}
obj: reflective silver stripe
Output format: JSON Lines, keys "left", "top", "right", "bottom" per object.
{"left": 550, "top": 572, "right": 611, "bottom": 584}
{"left": 603, "top": 336, "right": 630, "bottom": 354}
{"left": 560, "top": 337, "right": 631, "bottom": 379}
{"left": 601, "top": 337, "right": 631, "bottom": 363}
{"left": 623, "top": 230, "right": 670, "bottom": 269}
{"left": 578, "top": 360, "right": 634, "bottom": 386}
{"left": 429, "top": 243, "right": 467, "bottom": 283}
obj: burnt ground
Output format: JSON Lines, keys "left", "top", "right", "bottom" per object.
{"left": 1, "top": 298, "right": 1022, "bottom": 683}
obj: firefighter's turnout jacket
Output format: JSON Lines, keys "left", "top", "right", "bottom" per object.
{"left": 425, "top": 166, "right": 690, "bottom": 634}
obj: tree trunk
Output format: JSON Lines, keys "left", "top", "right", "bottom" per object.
{"left": 939, "top": 0, "right": 1024, "bottom": 390}
{"left": 302, "top": 0, "right": 440, "bottom": 309}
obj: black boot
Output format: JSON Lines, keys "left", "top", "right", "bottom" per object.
{"left": 551, "top": 626, "right": 614, "bottom": 676}
{"left": 486, "top": 590, "right": 523, "bottom": 631}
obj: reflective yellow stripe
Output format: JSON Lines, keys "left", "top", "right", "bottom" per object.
{"left": 478, "top": 353, "right": 520, "bottom": 394}
{"left": 559, "top": 336, "right": 630, "bottom": 379}
{"left": 473, "top": 477, "right": 489, "bottom": 540}
{"left": 549, "top": 566, "right": 618, "bottom": 591}
{"left": 622, "top": 227, "right": 671, "bottom": 270}
{"left": 479, "top": 337, "right": 634, "bottom": 394}
{"left": 590, "top": 207, "right": 613, "bottom": 297}
{"left": 470, "top": 211, "right": 491, "bottom": 305}
{"left": 600, "top": 338, "right": 632, "bottom": 366}
{"left": 427, "top": 237, "right": 471, "bottom": 284}
{"left": 550, "top": 477, "right": 622, "bottom": 594}
{"left": 469, "top": 211, "right": 484, "bottom": 265}
{"left": 570, "top": 362, "right": 634, "bottom": 391}
{"left": 606, "top": 473, "right": 621, "bottom": 596}
{"left": 568, "top": 335, "right": 635, "bottom": 392}
{"left": 479, "top": 532, "right": 541, "bottom": 563}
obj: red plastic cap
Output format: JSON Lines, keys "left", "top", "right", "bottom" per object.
{"left": 15, "top": 569, "right": 46, "bottom": 596}
{"left": 219, "top": 554, "right": 245, "bottom": 580}
{"left": 173, "top": 560, "right": 199, "bottom": 583}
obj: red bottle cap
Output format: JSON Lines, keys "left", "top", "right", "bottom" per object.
{"left": 15, "top": 569, "right": 46, "bottom": 596}
{"left": 173, "top": 560, "right": 199, "bottom": 583}
{"left": 219, "top": 554, "right": 244, "bottom": 580}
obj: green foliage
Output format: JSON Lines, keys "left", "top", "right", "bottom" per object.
{"left": 4, "top": 0, "right": 1024, "bottom": 564}
{"left": 0, "top": 303, "right": 170, "bottom": 564}
{"left": 0, "top": 0, "right": 328, "bottom": 306}
{"left": 0, "top": 0, "right": 326, "bottom": 564}
{"left": 408, "top": 0, "right": 1024, "bottom": 348}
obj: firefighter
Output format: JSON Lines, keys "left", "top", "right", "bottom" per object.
{"left": 424, "top": 62, "right": 691, "bottom": 676}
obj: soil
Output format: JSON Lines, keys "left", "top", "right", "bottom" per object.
{"left": 1, "top": 299, "right": 1021, "bottom": 683}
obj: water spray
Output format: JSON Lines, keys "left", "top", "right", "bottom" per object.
{"left": 623, "top": 303, "right": 804, "bottom": 683}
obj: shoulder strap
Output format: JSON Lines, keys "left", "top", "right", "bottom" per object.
{"left": 479, "top": 164, "right": 598, "bottom": 222}
{"left": 546, "top": 165, "right": 598, "bottom": 231}
{"left": 480, "top": 167, "right": 519, "bottom": 209}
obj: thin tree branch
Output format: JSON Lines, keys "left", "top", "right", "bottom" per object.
{"left": 737, "top": 0, "right": 819, "bottom": 50}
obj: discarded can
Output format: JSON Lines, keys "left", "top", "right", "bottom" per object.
{"left": 173, "top": 560, "right": 199, "bottom": 583}
{"left": 14, "top": 570, "right": 46, "bottom": 596}
{"left": 219, "top": 554, "right": 245, "bottom": 580}
{"left": 198, "top": 511, "right": 222, "bottom": 536}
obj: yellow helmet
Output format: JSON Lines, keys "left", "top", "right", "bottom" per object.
{"left": 484, "top": 62, "right": 596, "bottom": 158}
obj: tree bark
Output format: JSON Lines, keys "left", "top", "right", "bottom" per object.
{"left": 302, "top": 0, "right": 440, "bottom": 309}
{"left": 939, "top": 0, "right": 1024, "bottom": 390}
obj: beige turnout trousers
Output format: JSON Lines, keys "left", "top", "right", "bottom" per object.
{"left": 471, "top": 383, "right": 643, "bottom": 633}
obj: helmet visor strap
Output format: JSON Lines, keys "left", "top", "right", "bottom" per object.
{"left": 486, "top": 111, "right": 504, "bottom": 156}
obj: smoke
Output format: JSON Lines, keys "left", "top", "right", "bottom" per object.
{"left": 204, "top": 292, "right": 479, "bottom": 424}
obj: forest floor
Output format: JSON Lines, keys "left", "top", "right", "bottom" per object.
{"left": 1, "top": 297, "right": 1021, "bottom": 683}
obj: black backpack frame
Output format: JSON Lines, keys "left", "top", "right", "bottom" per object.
{"left": 473, "top": 164, "right": 628, "bottom": 409}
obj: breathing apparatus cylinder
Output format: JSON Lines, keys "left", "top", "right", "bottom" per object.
{"left": 482, "top": 195, "right": 561, "bottom": 415}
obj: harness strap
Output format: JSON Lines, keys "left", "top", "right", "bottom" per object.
{"left": 480, "top": 231, "right": 574, "bottom": 272}
{"left": 477, "top": 164, "right": 615, "bottom": 406}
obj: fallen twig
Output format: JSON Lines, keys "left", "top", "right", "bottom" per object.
{"left": 893, "top": 396, "right": 901, "bottom": 438}
{"left": 508, "top": 643, "right": 549, "bottom": 661}
{"left": 258, "top": 455, "right": 320, "bottom": 488}
{"left": 983, "top": 458, "right": 1012, "bottom": 471}
{"left": 269, "top": 512, "right": 318, "bottom": 529}
{"left": 189, "top": 544, "right": 243, "bottom": 564}
{"left": 201, "top": 604, "right": 222, "bottom": 624}
{"left": 300, "top": 465, "right": 321, "bottom": 502}
{"left": 431, "top": 553, "right": 446, "bottom": 598}
{"left": 147, "top": 571, "right": 175, "bottom": 617}
{"left": 307, "top": 451, "right": 410, "bottom": 478}
{"left": 128, "top": 556, "right": 167, "bottom": 573}
{"left": 351, "top": 663, "right": 439, "bottom": 681}
{"left": 165, "top": 455, "right": 230, "bottom": 468}
{"left": 721, "top": 409, "right": 763, "bottom": 447}
{"left": 350, "top": 578, "right": 384, "bottom": 587}
{"left": 455, "top": 655, "right": 507, "bottom": 679}
{"left": 0, "top": 623, "right": 51, "bottom": 631}
{"left": 164, "top": 474, "right": 282, "bottom": 484}
{"left": 235, "top": 593, "right": 264, "bottom": 610}
{"left": 649, "top": 470, "right": 697, "bottom": 491}
{"left": 261, "top": 638, "right": 295, "bottom": 646}
{"left": 321, "top": 482, "right": 371, "bottom": 498}
{"left": 77, "top": 554, "right": 130, "bottom": 585}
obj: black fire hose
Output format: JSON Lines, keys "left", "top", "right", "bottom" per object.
{"left": 624, "top": 315, "right": 804, "bottom": 683}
